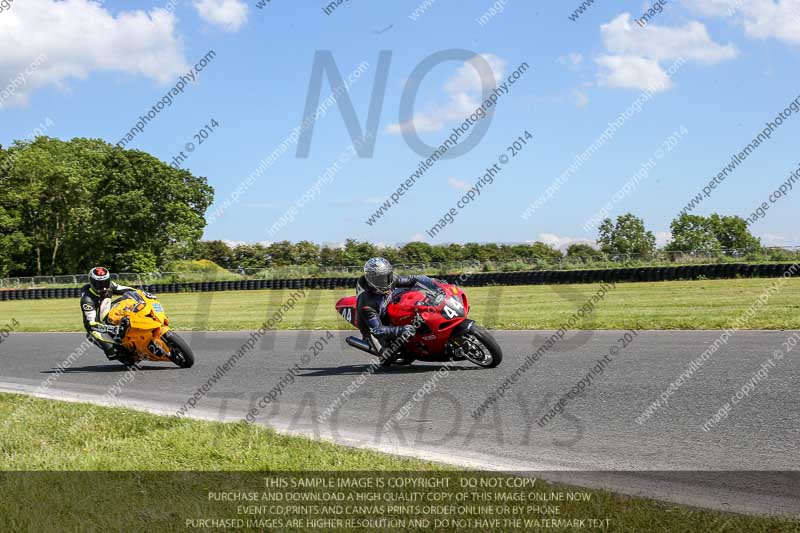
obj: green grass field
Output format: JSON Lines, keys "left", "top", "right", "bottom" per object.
{"left": 3, "top": 278, "right": 800, "bottom": 331}
{"left": 0, "top": 393, "right": 795, "bottom": 531}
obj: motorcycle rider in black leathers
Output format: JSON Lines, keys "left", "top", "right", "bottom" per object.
{"left": 80, "top": 266, "right": 134, "bottom": 359}
{"left": 356, "top": 257, "right": 431, "bottom": 364}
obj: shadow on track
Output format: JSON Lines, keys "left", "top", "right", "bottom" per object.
{"left": 296, "top": 363, "right": 481, "bottom": 377}
{"left": 41, "top": 364, "right": 175, "bottom": 374}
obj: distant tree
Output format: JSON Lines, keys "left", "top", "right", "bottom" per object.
{"left": 228, "top": 244, "right": 266, "bottom": 269}
{"left": 709, "top": 214, "right": 761, "bottom": 252}
{"left": 477, "top": 243, "right": 502, "bottom": 262}
{"left": 566, "top": 243, "right": 602, "bottom": 260}
{"left": 266, "top": 241, "right": 295, "bottom": 266}
{"left": 494, "top": 245, "right": 512, "bottom": 262}
{"left": 194, "top": 240, "right": 234, "bottom": 268}
{"left": 597, "top": 213, "right": 656, "bottom": 256}
{"left": 341, "top": 239, "right": 378, "bottom": 265}
{"left": 293, "top": 240, "right": 320, "bottom": 265}
{"left": 461, "top": 242, "right": 485, "bottom": 262}
{"left": 115, "top": 249, "right": 159, "bottom": 273}
{"left": 528, "top": 242, "right": 563, "bottom": 262}
{"left": 399, "top": 242, "right": 434, "bottom": 263}
{"left": 508, "top": 244, "right": 538, "bottom": 261}
{"left": 444, "top": 243, "right": 464, "bottom": 261}
{"left": 665, "top": 214, "right": 721, "bottom": 253}
{"left": 429, "top": 245, "right": 451, "bottom": 263}
{"left": 319, "top": 245, "right": 344, "bottom": 267}
{"left": 377, "top": 245, "right": 401, "bottom": 264}
{"left": 666, "top": 213, "right": 761, "bottom": 256}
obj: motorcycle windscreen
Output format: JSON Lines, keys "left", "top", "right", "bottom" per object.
{"left": 391, "top": 278, "right": 447, "bottom": 307}
{"left": 106, "top": 297, "right": 138, "bottom": 324}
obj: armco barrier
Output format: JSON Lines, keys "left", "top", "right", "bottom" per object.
{"left": 1, "top": 263, "right": 798, "bottom": 301}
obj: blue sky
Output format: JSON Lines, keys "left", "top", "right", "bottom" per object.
{"left": 1, "top": 0, "right": 799, "bottom": 248}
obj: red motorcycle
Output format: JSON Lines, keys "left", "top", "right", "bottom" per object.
{"left": 335, "top": 277, "right": 502, "bottom": 368}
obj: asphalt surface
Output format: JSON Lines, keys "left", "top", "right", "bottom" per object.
{"left": 1, "top": 329, "right": 799, "bottom": 518}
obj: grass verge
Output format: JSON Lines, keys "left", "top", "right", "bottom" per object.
{"left": 2, "top": 278, "right": 800, "bottom": 332}
{"left": 0, "top": 393, "right": 796, "bottom": 531}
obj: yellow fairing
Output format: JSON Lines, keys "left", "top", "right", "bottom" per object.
{"left": 106, "top": 290, "right": 172, "bottom": 362}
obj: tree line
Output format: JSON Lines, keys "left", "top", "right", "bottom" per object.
{"left": 191, "top": 209, "right": 767, "bottom": 272}
{"left": 0, "top": 136, "right": 779, "bottom": 277}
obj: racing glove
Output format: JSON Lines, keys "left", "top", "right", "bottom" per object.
{"left": 90, "top": 322, "right": 122, "bottom": 342}
{"left": 399, "top": 325, "right": 416, "bottom": 339}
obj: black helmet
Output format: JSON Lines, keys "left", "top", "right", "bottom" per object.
{"left": 364, "top": 257, "right": 394, "bottom": 293}
{"left": 89, "top": 266, "right": 112, "bottom": 294}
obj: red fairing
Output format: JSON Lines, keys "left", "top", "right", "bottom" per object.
{"left": 335, "top": 296, "right": 358, "bottom": 327}
{"left": 385, "top": 290, "right": 425, "bottom": 325}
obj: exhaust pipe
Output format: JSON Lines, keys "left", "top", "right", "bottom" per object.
{"left": 346, "top": 336, "right": 377, "bottom": 355}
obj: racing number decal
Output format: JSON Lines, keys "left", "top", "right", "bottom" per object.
{"left": 341, "top": 307, "right": 353, "bottom": 323}
{"left": 442, "top": 296, "right": 464, "bottom": 319}
{"left": 148, "top": 341, "right": 166, "bottom": 357}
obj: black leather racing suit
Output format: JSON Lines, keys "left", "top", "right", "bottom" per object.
{"left": 355, "top": 275, "right": 430, "bottom": 350}
{"left": 80, "top": 281, "right": 133, "bottom": 357}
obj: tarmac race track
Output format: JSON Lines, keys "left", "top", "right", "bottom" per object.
{"left": 1, "top": 330, "right": 798, "bottom": 517}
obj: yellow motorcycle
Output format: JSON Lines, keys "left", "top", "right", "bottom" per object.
{"left": 103, "top": 289, "right": 194, "bottom": 368}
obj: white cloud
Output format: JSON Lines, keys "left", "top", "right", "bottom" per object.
{"left": 319, "top": 241, "right": 347, "bottom": 249}
{"left": 655, "top": 231, "right": 672, "bottom": 248}
{"left": 570, "top": 89, "right": 590, "bottom": 107}
{"left": 386, "top": 53, "right": 507, "bottom": 134}
{"left": 222, "top": 239, "right": 273, "bottom": 247}
{"left": 0, "top": 0, "right": 187, "bottom": 108}
{"left": 558, "top": 52, "right": 584, "bottom": 68}
{"left": 222, "top": 239, "right": 248, "bottom": 248}
{"left": 447, "top": 176, "right": 471, "bottom": 192}
{"left": 194, "top": 0, "right": 249, "bottom": 32}
{"left": 596, "top": 55, "right": 673, "bottom": 92}
{"left": 535, "top": 233, "right": 595, "bottom": 251}
{"left": 761, "top": 233, "right": 800, "bottom": 246}
{"left": 595, "top": 13, "right": 737, "bottom": 91}
{"left": 602, "top": 14, "right": 738, "bottom": 63}
{"left": 386, "top": 114, "right": 446, "bottom": 134}
{"left": 680, "top": 0, "right": 743, "bottom": 17}
{"left": 683, "top": 0, "right": 800, "bottom": 45}
{"left": 444, "top": 53, "right": 506, "bottom": 93}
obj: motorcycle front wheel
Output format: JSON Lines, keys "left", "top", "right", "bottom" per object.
{"left": 454, "top": 325, "right": 503, "bottom": 368}
{"left": 164, "top": 331, "right": 195, "bottom": 368}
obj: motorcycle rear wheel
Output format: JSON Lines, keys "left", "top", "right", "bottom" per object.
{"left": 164, "top": 331, "right": 195, "bottom": 368}
{"left": 457, "top": 325, "right": 503, "bottom": 368}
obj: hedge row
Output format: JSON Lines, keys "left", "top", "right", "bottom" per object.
{"left": 0, "top": 263, "right": 797, "bottom": 301}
